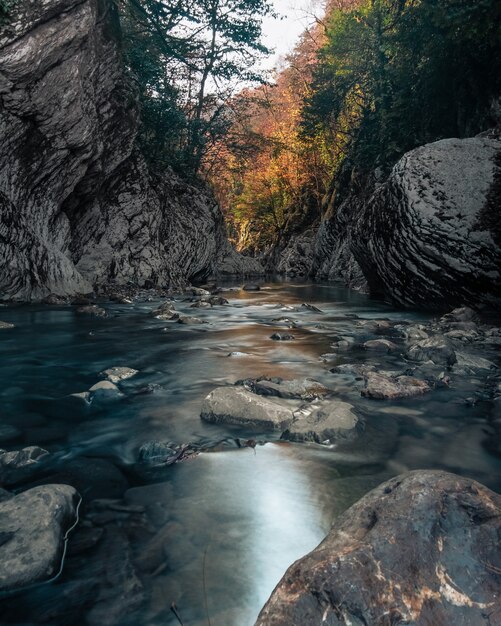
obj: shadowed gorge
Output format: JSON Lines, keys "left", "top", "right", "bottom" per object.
{"left": 0, "top": 0, "right": 500, "bottom": 625}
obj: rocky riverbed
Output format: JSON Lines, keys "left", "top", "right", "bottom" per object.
{"left": 0, "top": 280, "right": 500, "bottom": 625}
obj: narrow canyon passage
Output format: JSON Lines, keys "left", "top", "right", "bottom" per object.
{"left": 1, "top": 281, "right": 500, "bottom": 625}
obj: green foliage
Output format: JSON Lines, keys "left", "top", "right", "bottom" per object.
{"left": 119, "top": 0, "right": 274, "bottom": 175}
{"left": 303, "top": 0, "right": 501, "bottom": 177}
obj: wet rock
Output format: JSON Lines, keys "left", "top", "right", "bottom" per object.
{"left": 0, "top": 445, "right": 50, "bottom": 469}
{"left": 177, "top": 315, "right": 207, "bottom": 325}
{"left": 256, "top": 471, "right": 501, "bottom": 626}
{"left": 330, "top": 363, "right": 376, "bottom": 377}
{"left": 151, "top": 301, "right": 178, "bottom": 319}
{"left": 100, "top": 366, "right": 138, "bottom": 384}
{"left": 137, "top": 441, "right": 196, "bottom": 467}
{"left": 270, "top": 332, "right": 295, "bottom": 341}
{"left": 441, "top": 306, "right": 480, "bottom": 324}
{"left": 453, "top": 352, "right": 497, "bottom": 374}
{"left": 227, "top": 351, "right": 251, "bottom": 357}
{"left": 397, "top": 323, "right": 429, "bottom": 341}
{"left": 190, "top": 300, "right": 212, "bottom": 308}
{"left": 0, "top": 485, "right": 79, "bottom": 593}
{"left": 300, "top": 303, "right": 323, "bottom": 313}
{"left": 282, "top": 400, "right": 360, "bottom": 444}
{"left": 206, "top": 295, "right": 229, "bottom": 305}
{"left": 88, "top": 380, "right": 124, "bottom": 401}
{"left": 357, "top": 319, "right": 394, "bottom": 334}
{"left": 363, "top": 338, "right": 398, "bottom": 352}
{"left": 237, "top": 376, "right": 330, "bottom": 401}
{"left": 201, "top": 387, "right": 294, "bottom": 431}
{"left": 76, "top": 305, "right": 107, "bottom": 318}
{"left": 362, "top": 372, "right": 431, "bottom": 399}
{"left": 405, "top": 336, "right": 457, "bottom": 366}
{"left": 0, "top": 321, "right": 15, "bottom": 329}
{"left": 243, "top": 284, "right": 261, "bottom": 291}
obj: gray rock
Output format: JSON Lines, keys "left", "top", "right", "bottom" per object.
{"left": 237, "top": 376, "right": 330, "bottom": 400}
{"left": 0, "top": 446, "right": 50, "bottom": 468}
{"left": 0, "top": 0, "right": 262, "bottom": 302}
{"left": 282, "top": 400, "right": 359, "bottom": 444}
{"left": 101, "top": 367, "right": 138, "bottom": 384}
{"left": 363, "top": 338, "right": 398, "bottom": 352}
{"left": 76, "top": 305, "right": 107, "bottom": 318}
{"left": 0, "top": 321, "right": 14, "bottom": 329}
{"left": 255, "top": 471, "right": 501, "bottom": 626}
{"left": 362, "top": 372, "right": 431, "bottom": 399}
{"left": 190, "top": 300, "right": 212, "bottom": 308}
{"left": 351, "top": 137, "right": 501, "bottom": 309}
{"left": 270, "top": 332, "right": 295, "bottom": 341}
{"left": 453, "top": 352, "right": 497, "bottom": 374}
{"left": 177, "top": 315, "right": 207, "bottom": 325}
{"left": 201, "top": 387, "right": 294, "bottom": 431}
{"left": 441, "top": 306, "right": 480, "bottom": 324}
{"left": 406, "top": 336, "right": 457, "bottom": 366}
{"left": 0, "top": 484, "right": 79, "bottom": 593}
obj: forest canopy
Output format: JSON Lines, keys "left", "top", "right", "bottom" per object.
{"left": 120, "top": 0, "right": 501, "bottom": 252}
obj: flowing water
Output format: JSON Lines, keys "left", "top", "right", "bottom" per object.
{"left": 1, "top": 280, "right": 500, "bottom": 626}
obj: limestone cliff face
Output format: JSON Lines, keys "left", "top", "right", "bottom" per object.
{"left": 0, "top": 0, "right": 261, "bottom": 301}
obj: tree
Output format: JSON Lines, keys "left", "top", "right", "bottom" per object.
{"left": 119, "top": 0, "right": 275, "bottom": 174}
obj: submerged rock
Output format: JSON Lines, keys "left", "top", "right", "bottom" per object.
{"left": 362, "top": 372, "right": 431, "bottom": 399}
{"left": 243, "top": 284, "right": 261, "bottom": 291}
{"left": 363, "top": 338, "right": 398, "bottom": 352}
{"left": 76, "top": 305, "right": 107, "bottom": 318}
{"left": 201, "top": 387, "right": 294, "bottom": 431}
{"left": 270, "top": 332, "right": 295, "bottom": 341}
{"left": 282, "top": 400, "right": 360, "bottom": 444}
{"left": 255, "top": 471, "right": 501, "bottom": 626}
{"left": 0, "top": 485, "right": 79, "bottom": 593}
{"left": 405, "top": 336, "right": 457, "bottom": 366}
{"left": 177, "top": 315, "right": 207, "bottom": 325}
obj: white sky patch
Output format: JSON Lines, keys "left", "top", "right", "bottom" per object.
{"left": 260, "top": 0, "right": 324, "bottom": 70}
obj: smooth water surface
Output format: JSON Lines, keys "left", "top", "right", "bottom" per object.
{"left": 1, "top": 280, "right": 500, "bottom": 626}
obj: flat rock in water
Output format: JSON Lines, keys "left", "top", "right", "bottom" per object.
{"left": 363, "top": 338, "right": 398, "bottom": 352}
{"left": 282, "top": 400, "right": 359, "bottom": 444}
{"left": 237, "top": 376, "right": 330, "bottom": 400}
{"left": 362, "top": 372, "right": 430, "bottom": 399}
{"left": 0, "top": 484, "right": 79, "bottom": 593}
{"left": 0, "top": 446, "right": 49, "bottom": 469}
{"left": 453, "top": 352, "right": 497, "bottom": 373}
{"left": 76, "top": 305, "right": 107, "bottom": 318}
{"left": 405, "top": 336, "right": 457, "bottom": 366}
{"left": 201, "top": 387, "right": 294, "bottom": 431}
{"left": 177, "top": 315, "right": 206, "bottom": 325}
{"left": 255, "top": 471, "right": 501, "bottom": 626}
{"left": 243, "top": 284, "right": 260, "bottom": 291}
{"left": 101, "top": 367, "right": 138, "bottom": 384}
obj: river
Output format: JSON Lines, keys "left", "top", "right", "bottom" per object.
{"left": 1, "top": 280, "right": 500, "bottom": 626}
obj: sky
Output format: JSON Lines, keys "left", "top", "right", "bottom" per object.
{"left": 260, "top": 0, "right": 324, "bottom": 71}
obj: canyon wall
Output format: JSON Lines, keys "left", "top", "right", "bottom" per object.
{"left": 0, "top": 0, "right": 261, "bottom": 301}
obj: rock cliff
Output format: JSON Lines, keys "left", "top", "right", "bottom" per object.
{"left": 0, "top": 0, "right": 261, "bottom": 301}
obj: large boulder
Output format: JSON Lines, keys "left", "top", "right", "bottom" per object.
{"left": 255, "top": 471, "right": 501, "bottom": 626}
{"left": 201, "top": 387, "right": 295, "bottom": 431}
{"left": 282, "top": 400, "right": 360, "bottom": 444}
{"left": 352, "top": 136, "right": 501, "bottom": 309}
{"left": 0, "top": 484, "right": 80, "bottom": 593}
